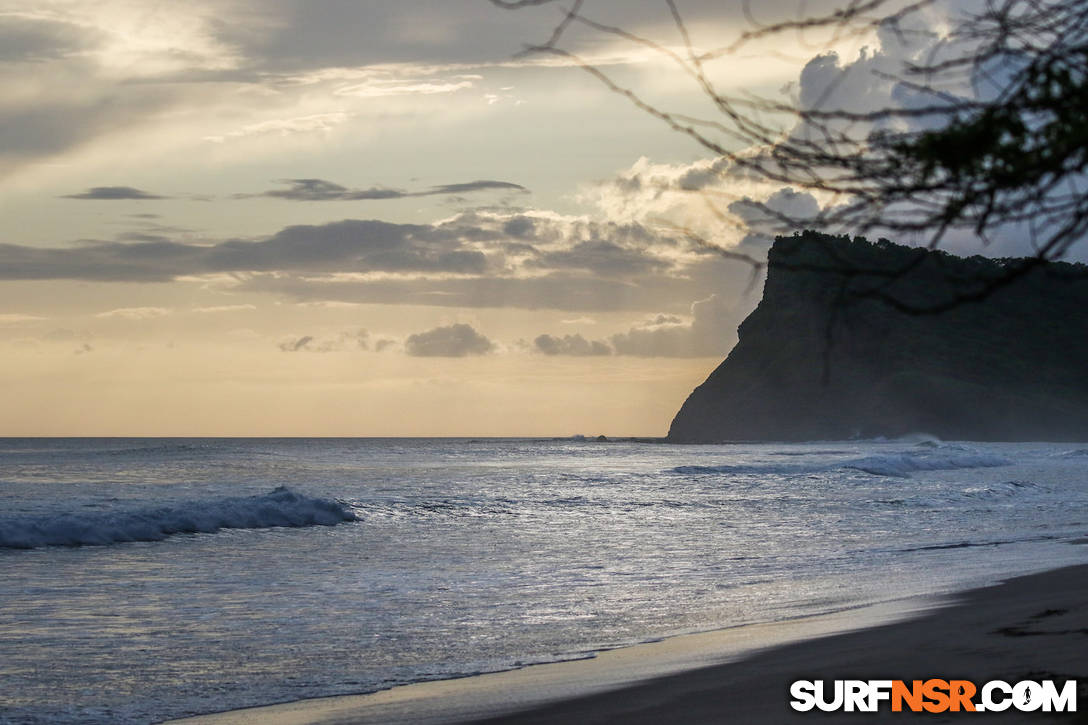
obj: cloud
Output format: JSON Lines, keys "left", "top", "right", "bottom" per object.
{"left": 278, "top": 335, "right": 314, "bottom": 352}
{"left": 211, "top": 1, "right": 769, "bottom": 75}
{"left": 430, "top": 181, "right": 527, "bottom": 195}
{"left": 0, "top": 208, "right": 767, "bottom": 316}
{"left": 0, "top": 210, "right": 682, "bottom": 286}
{"left": 581, "top": 156, "right": 811, "bottom": 248}
{"left": 62, "top": 186, "right": 168, "bottom": 200}
{"left": 256, "top": 179, "right": 405, "bottom": 201}
{"left": 610, "top": 294, "right": 737, "bottom": 357}
{"left": 334, "top": 79, "right": 474, "bottom": 98}
{"left": 242, "top": 273, "right": 679, "bottom": 313}
{"left": 42, "top": 328, "right": 78, "bottom": 342}
{"left": 0, "top": 90, "right": 176, "bottom": 172}
{"left": 191, "top": 304, "right": 257, "bottom": 314}
{"left": 794, "top": 15, "right": 951, "bottom": 125}
{"left": 249, "top": 178, "right": 528, "bottom": 201}
{"left": 203, "top": 113, "right": 351, "bottom": 144}
{"left": 527, "top": 240, "right": 668, "bottom": 278}
{"left": 534, "top": 333, "right": 611, "bottom": 356}
{"left": 726, "top": 187, "right": 822, "bottom": 244}
{"left": 0, "top": 1, "right": 814, "bottom": 180}
{"left": 575, "top": 10, "right": 979, "bottom": 249}
{"left": 246, "top": 220, "right": 491, "bottom": 274}
{"left": 0, "top": 16, "right": 100, "bottom": 63}
{"left": 94, "top": 306, "right": 172, "bottom": 320}
{"left": 729, "top": 188, "right": 819, "bottom": 227}
{"left": 0, "top": 314, "right": 45, "bottom": 324}
{"left": 529, "top": 294, "right": 745, "bottom": 358}
{"left": 277, "top": 329, "right": 369, "bottom": 352}
{"left": 405, "top": 323, "right": 494, "bottom": 357}
{"left": 0, "top": 218, "right": 496, "bottom": 281}
{"left": 777, "top": 16, "right": 1060, "bottom": 257}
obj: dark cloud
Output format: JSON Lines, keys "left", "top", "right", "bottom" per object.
{"left": 527, "top": 240, "right": 667, "bottom": 278}
{"left": 534, "top": 333, "right": 611, "bottom": 356}
{"left": 62, "top": 186, "right": 167, "bottom": 201}
{"left": 502, "top": 216, "right": 537, "bottom": 238}
{"left": 116, "top": 233, "right": 174, "bottom": 243}
{"left": 0, "top": 218, "right": 491, "bottom": 281}
{"left": 405, "top": 323, "right": 494, "bottom": 357}
{"left": 234, "top": 240, "right": 767, "bottom": 314}
{"left": 0, "top": 102, "right": 138, "bottom": 168}
{"left": 501, "top": 241, "right": 540, "bottom": 255}
{"left": 0, "top": 212, "right": 682, "bottom": 288}
{"left": 257, "top": 179, "right": 406, "bottom": 201}
{"left": 245, "top": 220, "right": 490, "bottom": 274}
{"left": 0, "top": 17, "right": 100, "bottom": 63}
{"left": 0, "top": 209, "right": 762, "bottom": 316}
{"left": 249, "top": 178, "right": 527, "bottom": 201}
{"left": 429, "top": 180, "right": 527, "bottom": 195}
{"left": 212, "top": 1, "right": 802, "bottom": 74}
{"left": 211, "top": 0, "right": 564, "bottom": 72}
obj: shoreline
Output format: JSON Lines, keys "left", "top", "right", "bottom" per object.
{"left": 166, "top": 562, "right": 1088, "bottom": 724}
{"left": 165, "top": 595, "right": 937, "bottom": 725}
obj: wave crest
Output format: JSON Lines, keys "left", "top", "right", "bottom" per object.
{"left": 670, "top": 451, "right": 1011, "bottom": 478}
{"left": 843, "top": 453, "right": 1011, "bottom": 477}
{"left": 0, "top": 487, "right": 356, "bottom": 550}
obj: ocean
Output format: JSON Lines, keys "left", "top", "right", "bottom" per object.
{"left": 1, "top": 437, "right": 1087, "bottom": 724}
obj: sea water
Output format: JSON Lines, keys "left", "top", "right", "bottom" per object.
{"left": 1, "top": 437, "right": 1086, "bottom": 724}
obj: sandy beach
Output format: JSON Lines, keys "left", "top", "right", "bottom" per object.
{"left": 169, "top": 562, "right": 1088, "bottom": 724}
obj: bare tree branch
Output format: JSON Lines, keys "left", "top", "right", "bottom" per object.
{"left": 490, "top": 0, "right": 1088, "bottom": 314}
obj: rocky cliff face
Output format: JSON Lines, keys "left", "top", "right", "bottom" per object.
{"left": 667, "top": 231, "right": 1088, "bottom": 442}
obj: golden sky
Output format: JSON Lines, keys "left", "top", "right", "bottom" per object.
{"left": 0, "top": 0, "right": 985, "bottom": 435}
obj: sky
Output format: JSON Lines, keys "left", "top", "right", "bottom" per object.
{"left": 0, "top": 0, "right": 1037, "bottom": 436}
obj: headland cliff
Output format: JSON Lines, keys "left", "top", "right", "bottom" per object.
{"left": 667, "top": 231, "right": 1088, "bottom": 442}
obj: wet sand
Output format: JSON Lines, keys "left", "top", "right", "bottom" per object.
{"left": 168, "top": 564, "right": 1088, "bottom": 724}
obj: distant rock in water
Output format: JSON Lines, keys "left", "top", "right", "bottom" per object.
{"left": 668, "top": 231, "right": 1088, "bottom": 442}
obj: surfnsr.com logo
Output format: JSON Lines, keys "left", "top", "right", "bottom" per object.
{"left": 790, "top": 679, "right": 1077, "bottom": 713}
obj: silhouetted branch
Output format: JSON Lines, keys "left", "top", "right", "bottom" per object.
{"left": 491, "top": 0, "right": 1088, "bottom": 315}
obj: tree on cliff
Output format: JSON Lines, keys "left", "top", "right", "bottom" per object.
{"left": 491, "top": 0, "right": 1088, "bottom": 311}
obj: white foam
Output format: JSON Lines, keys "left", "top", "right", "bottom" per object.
{"left": 671, "top": 451, "right": 1012, "bottom": 478}
{"left": 670, "top": 463, "right": 809, "bottom": 475}
{"left": 0, "top": 486, "right": 356, "bottom": 549}
{"left": 843, "top": 453, "right": 1012, "bottom": 477}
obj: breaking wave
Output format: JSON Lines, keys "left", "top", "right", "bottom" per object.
{"left": 671, "top": 451, "right": 1012, "bottom": 478}
{"left": 842, "top": 453, "right": 1011, "bottom": 477}
{"left": 0, "top": 487, "right": 356, "bottom": 550}
{"left": 672, "top": 462, "right": 823, "bottom": 475}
